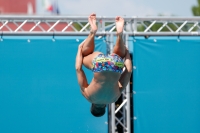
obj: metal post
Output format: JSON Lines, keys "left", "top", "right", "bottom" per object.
{"left": 123, "top": 93, "right": 126, "bottom": 133}
{"left": 122, "top": 29, "right": 127, "bottom": 133}
{"left": 110, "top": 34, "right": 114, "bottom": 54}
{"left": 110, "top": 33, "right": 115, "bottom": 133}
{"left": 125, "top": 34, "right": 131, "bottom": 133}
{"left": 111, "top": 103, "right": 115, "bottom": 133}
{"left": 133, "top": 17, "right": 137, "bottom": 33}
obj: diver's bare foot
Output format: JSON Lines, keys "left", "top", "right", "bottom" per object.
{"left": 88, "top": 13, "right": 97, "bottom": 34}
{"left": 115, "top": 16, "right": 124, "bottom": 35}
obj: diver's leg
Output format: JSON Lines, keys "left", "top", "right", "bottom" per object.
{"left": 112, "top": 16, "right": 126, "bottom": 58}
{"left": 81, "top": 13, "right": 97, "bottom": 57}
{"left": 83, "top": 52, "right": 102, "bottom": 69}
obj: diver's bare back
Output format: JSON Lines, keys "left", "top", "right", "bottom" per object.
{"left": 86, "top": 71, "right": 121, "bottom": 104}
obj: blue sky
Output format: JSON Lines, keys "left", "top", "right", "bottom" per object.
{"left": 37, "top": 0, "right": 198, "bottom": 16}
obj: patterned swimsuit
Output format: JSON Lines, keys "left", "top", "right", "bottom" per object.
{"left": 92, "top": 53, "right": 124, "bottom": 73}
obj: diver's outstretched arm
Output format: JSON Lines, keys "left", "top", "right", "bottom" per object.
{"left": 75, "top": 44, "right": 89, "bottom": 91}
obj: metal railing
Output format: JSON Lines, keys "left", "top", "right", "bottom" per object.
{"left": 1, "top": 15, "right": 200, "bottom": 36}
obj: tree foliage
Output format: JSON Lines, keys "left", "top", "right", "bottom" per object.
{"left": 192, "top": 0, "right": 200, "bottom": 16}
